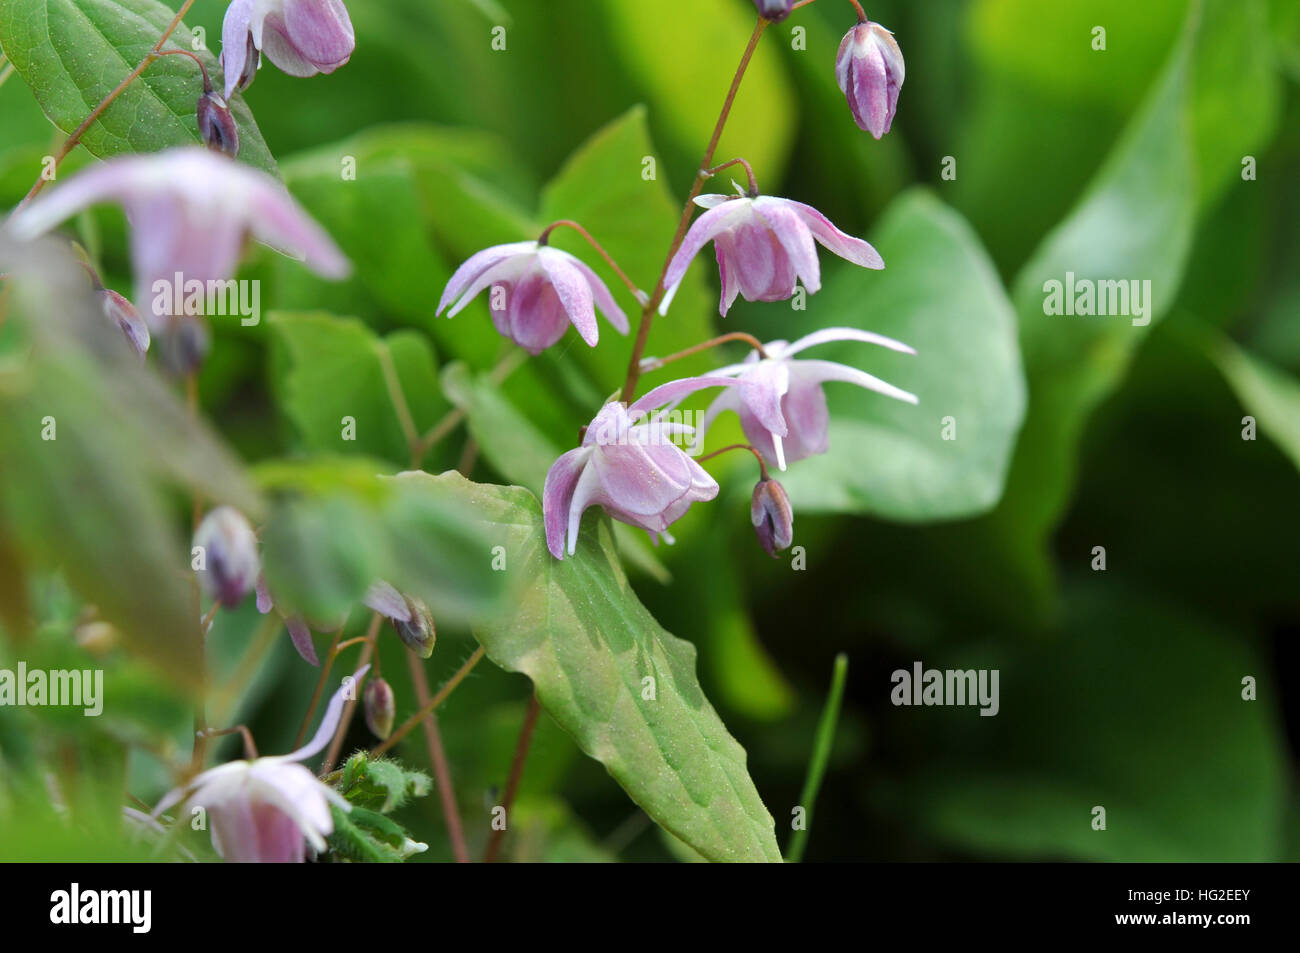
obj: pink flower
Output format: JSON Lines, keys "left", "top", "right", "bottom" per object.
{"left": 437, "top": 241, "right": 629, "bottom": 355}
{"left": 221, "top": 0, "right": 355, "bottom": 100}
{"left": 6, "top": 147, "right": 350, "bottom": 333}
{"left": 836, "top": 20, "right": 905, "bottom": 139}
{"left": 152, "top": 668, "right": 368, "bottom": 863}
{"left": 542, "top": 376, "right": 737, "bottom": 558}
{"left": 686, "top": 327, "right": 917, "bottom": 470}
{"left": 660, "top": 194, "right": 884, "bottom": 317}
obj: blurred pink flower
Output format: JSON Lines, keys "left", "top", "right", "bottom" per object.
{"left": 152, "top": 667, "right": 368, "bottom": 863}
{"left": 7, "top": 147, "right": 349, "bottom": 333}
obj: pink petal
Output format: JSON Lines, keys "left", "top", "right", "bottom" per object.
{"left": 220, "top": 0, "right": 256, "bottom": 99}
{"left": 284, "top": 0, "right": 355, "bottom": 71}
{"left": 627, "top": 375, "right": 739, "bottom": 417}
{"left": 754, "top": 198, "right": 821, "bottom": 294}
{"left": 731, "top": 222, "right": 777, "bottom": 301}
{"left": 782, "top": 326, "right": 915, "bottom": 357}
{"left": 569, "top": 258, "right": 630, "bottom": 333}
{"left": 659, "top": 200, "right": 752, "bottom": 315}
{"left": 437, "top": 242, "right": 534, "bottom": 316}
{"left": 542, "top": 448, "right": 592, "bottom": 559}
{"left": 286, "top": 616, "right": 319, "bottom": 666}
{"left": 283, "top": 664, "right": 371, "bottom": 763}
{"left": 538, "top": 248, "right": 598, "bottom": 347}
{"left": 246, "top": 178, "right": 351, "bottom": 279}
{"left": 790, "top": 202, "right": 884, "bottom": 270}
{"left": 259, "top": 14, "right": 320, "bottom": 77}
{"left": 794, "top": 358, "right": 918, "bottom": 405}
{"left": 737, "top": 360, "right": 791, "bottom": 438}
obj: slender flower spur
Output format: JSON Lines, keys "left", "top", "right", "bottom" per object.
{"left": 543, "top": 376, "right": 738, "bottom": 558}
{"left": 686, "top": 327, "right": 917, "bottom": 470}
{"left": 437, "top": 240, "right": 629, "bottom": 355}
{"left": 151, "top": 667, "right": 368, "bottom": 863}
{"left": 836, "top": 18, "right": 905, "bottom": 139}
{"left": 221, "top": 0, "right": 355, "bottom": 100}
{"left": 660, "top": 193, "right": 884, "bottom": 317}
{"left": 5, "top": 147, "right": 350, "bottom": 335}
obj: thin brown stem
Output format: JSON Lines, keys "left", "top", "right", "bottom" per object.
{"left": 318, "top": 614, "right": 381, "bottom": 774}
{"left": 537, "top": 220, "right": 646, "bottom": 304}
{"left": 197, "top": 724, "right": 258, "bottom": 760}
{"left": 847, "top": 0, "right": 869, "bottom": 23}
{"left": 16, "top": 0, "right": 197, "bottom": 209}
{"left": 639, "top": 331, "right": 767, "bottom": 373}
{"left": 378, "top": 343, "right": 421, "bottom": 459}
{"left": 293, "top": 626, "right": 346, "bottom": 750}
{"left": 401, "top": 652, "right": 470, "bottom": 863}
{"left": 186, "top": 371, "right": 208, "bottom": 774}
{"left": 620, "top": 17, "right": 770, "bottom": 404}
{"left": 697, "top": 442, "right": 770, "bottom": 481}
{"left": 483, "top": 694, "right": 542, "bottom": 863}
{"left": 704, "top": 157, "right": 760, "bottom": 197}
{"left": 369, "top": 646, "right": 485, "bottom": 758}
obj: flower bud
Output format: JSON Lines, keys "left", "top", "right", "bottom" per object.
{"left": 751, "top": 478, "right": 794, "bottom": 558}
{"left": 159, "top": 315, "right": 210, "bottom": 376}
{"left": 752, "top": 0, "right": 794, "bottom": 21}
{"left": 394, "top": 597, "right": 436, "bottom": 658}
{"left": 196, "top": 90, "right": 240, "bottom": 158}
{"left": 836, "top": 20, "right": 905, "bottom": 139}
{"left": 364, "top": 678, "right": 396, "bottom": 740}
{"left": 99, "top": 288, "right": 149, "bottom": 359}
{"left": 193, "top": 506, "right": 260, "bottom": 607}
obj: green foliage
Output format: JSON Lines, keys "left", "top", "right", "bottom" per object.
{"left": 0, "top": 0, "right": 277, "bottom": 173}
{"left": 339, "top": 752, "right": 433, "bottom": 814}
{"left": 397, "top": 471, "right": 782, "bottom": 862}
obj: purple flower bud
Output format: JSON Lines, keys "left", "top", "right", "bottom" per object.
{"left": 751, "top": 478, "right": 794, "bottom": 557}
{"left": 193, "top": 506, "right": 260, "bottom": 608}
{"left": 542, "top": 375, "right": 738, "bottom": 559}
{"left": 661, "top": 194, "right": 884, "bottom": 317}
{"left": 221, "top": 0, "right": 355, "bottom": 100}
{"left": 196, "top": 90, "right": 240, "bottom": 158}
{"left": 394, "top": 597, "right": 436, "bottom": 659}
{"left": 98, "top": 288, "right": 149, "bottom": 358}
{"left": 364, "top": 678, "right": 395, "bottom": 740}
{"left": 753, "top": 0, "right": 794, "bottom": 21}
{"left": 836, "top": 20, "right": 905, "bottom": 139}
{"left": 437, "top": 241, "right": 629, "bottom": 355}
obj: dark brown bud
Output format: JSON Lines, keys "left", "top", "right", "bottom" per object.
{"left": 197, "top": 90, "right": 240, "bottom": 158}
{"left": 751, "top": 478, "right": 794, "bottom": 557}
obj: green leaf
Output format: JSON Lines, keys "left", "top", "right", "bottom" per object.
{"left": 394, "top": 471, "right": 782, "bottom": 863}
{"left": 0, "top": 0, "right": 277, "bottom": 174}
{"left": 969, "top": 15, "right": 1198, "bottom": 613}
{"left": 600, "top": 0, "right": 796, "bottom": 184}
{"left": 1206, "top": 332, "right": 1300, "bottom": 472}
{"left": 0, "top": 235, "right": 258, "bottom": 689}
{"left": 773, "top": 190, "right": 1025, "bottom": 519}
{"left": 256, "top": 461, "right": 505, "bottom": 626}
{"left": 909, "top": 587, "right": 1286, "bottom": 861}
{"left": 270, "top": 311, "right": 447, "bottom": 467}
{"left": 339, "top": 752, "right": 432, "bottom": 814}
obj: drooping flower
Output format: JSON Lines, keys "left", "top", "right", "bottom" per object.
{"left": 220, "top": 0, "right": 355, "bottom": 100}
{"left": 151, "top": 667, "right": 368, "bottom": 863}
{"left": 660, "top": 194, "right": 884, "bottom": 317}
{"left": 542, "top": 376, "right": 737, "bottom": 558}
{"left": 436, "top": 241, "right": 629, "bottom": 355}
{"left": 836, "top": 19, "right": 905, "bottom": 139}
{"left": 751, "top": 478, "right": 794, "bottom": 557}
{"left": 363, "top": 581, "right": 435, "bottom": 658}
{"left": 194, "top": 506, "right": 261, "bottom": 608}
{"left": 684, "top": 327, "right": 917, "bottom": 470}
{"left": 6, "top": 147, "right": 350, "bottom": 334}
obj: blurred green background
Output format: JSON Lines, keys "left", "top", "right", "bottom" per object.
{"left": 1, "top": 0, "right": 1298, "bottom": 861}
